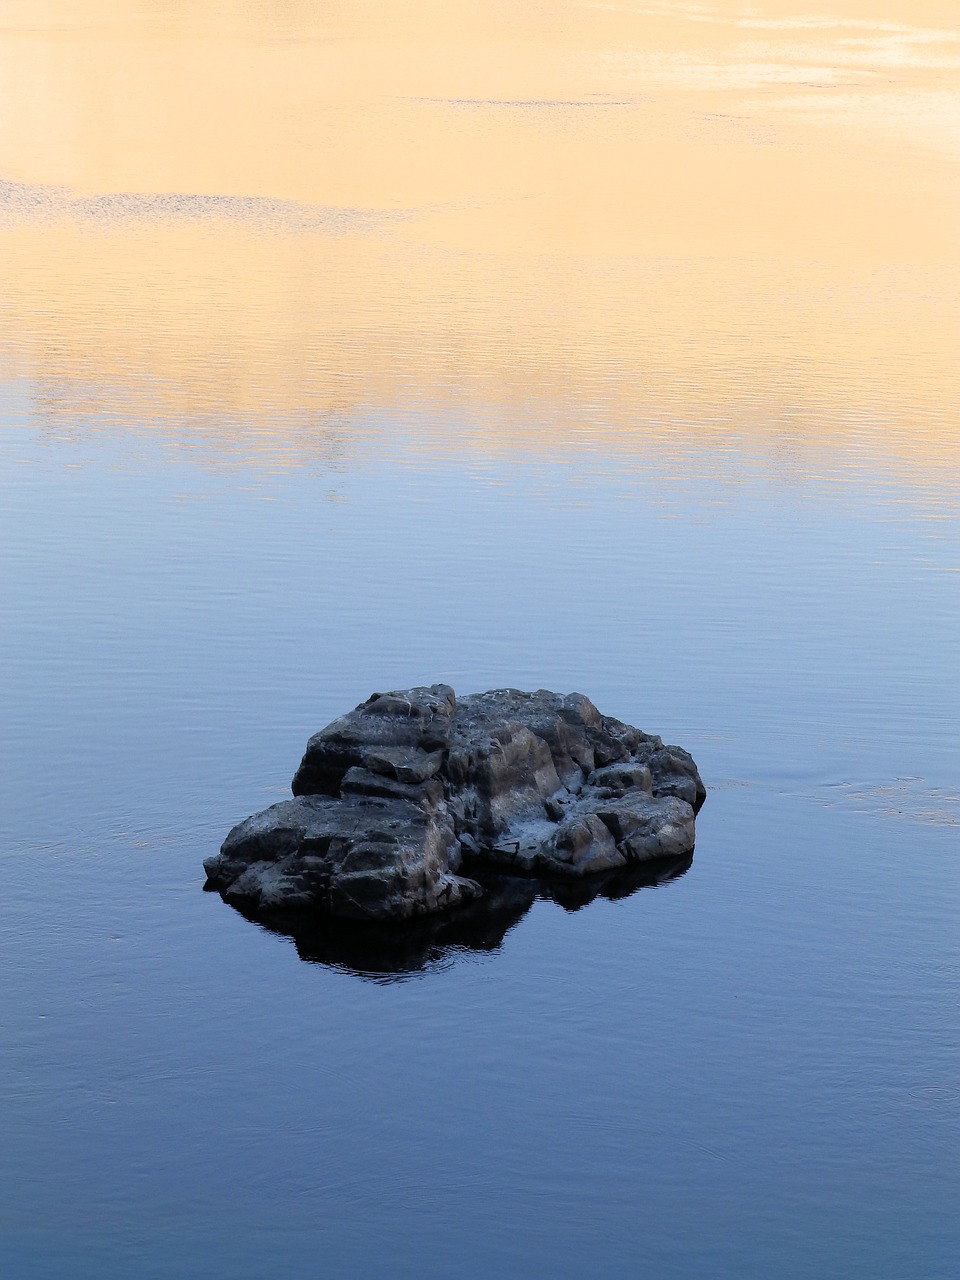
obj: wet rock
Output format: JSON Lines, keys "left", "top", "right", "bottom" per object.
{"left": 204, "top": 684, "right": 705, "bottom": 922}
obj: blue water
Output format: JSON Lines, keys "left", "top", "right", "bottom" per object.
{"left": 2, "top": 370, "right": 958, "bottom": 1277}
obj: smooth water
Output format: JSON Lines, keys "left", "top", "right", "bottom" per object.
{"left": 2, "top": 3, "right": 958, "bottom": 1277}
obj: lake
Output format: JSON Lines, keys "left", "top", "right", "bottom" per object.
{"left": 1, "top": 2, "right": 958, "bottom": 1276}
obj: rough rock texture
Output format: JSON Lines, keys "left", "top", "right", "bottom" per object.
{"left": 204, "top": 685, "right": 705, "bottom": 922}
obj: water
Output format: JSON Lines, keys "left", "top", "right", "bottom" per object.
{"left": 1, "top": 3, "right": 958, "bottom": 1276}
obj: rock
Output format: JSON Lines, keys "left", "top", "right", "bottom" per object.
{"left": 204, "top": 791, "right": 479, "bottom": 922}
{"left": 204, "top": 684, "right": 705, "bottom": 922}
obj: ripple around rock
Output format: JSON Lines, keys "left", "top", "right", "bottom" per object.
{"left": 204, "top": 685, "right": 705, "bottom": 926}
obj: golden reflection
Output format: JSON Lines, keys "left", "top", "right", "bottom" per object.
{"left": 0, "top": 0, "right": 958, "bottom": 483}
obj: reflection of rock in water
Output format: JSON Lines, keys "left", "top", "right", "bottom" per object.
{"left": 218, "top": 855, "right": 693, "bottom": 980}
{"left": 205, "top": 685, "right": 704, "bottom": 927}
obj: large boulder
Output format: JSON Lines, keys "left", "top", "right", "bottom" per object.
{"left": 204, "top": 685, "right": 705, "bottom": 922}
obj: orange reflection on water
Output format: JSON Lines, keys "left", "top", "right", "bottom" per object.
{"left": 0, "top": 0, "right": 958, "bottom": 483}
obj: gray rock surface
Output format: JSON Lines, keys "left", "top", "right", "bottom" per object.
{"left": 204, "top": 685, "right": 705, "bottom": 921}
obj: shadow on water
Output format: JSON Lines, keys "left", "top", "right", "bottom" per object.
{"left": 218, "top": 855, "right": 694, "bottom": 982}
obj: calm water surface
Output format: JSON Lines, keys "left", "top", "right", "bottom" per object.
{"left": 2, "top": 3, "right": 958, "bottom": 1277}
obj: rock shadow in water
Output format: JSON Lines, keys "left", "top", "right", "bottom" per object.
{"left": 215, "top": 853, "right": 693, "bottom": 981}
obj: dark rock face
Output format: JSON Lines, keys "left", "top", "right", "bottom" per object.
{"left": 204, "top": 685, "right": 705, "bottom": 923}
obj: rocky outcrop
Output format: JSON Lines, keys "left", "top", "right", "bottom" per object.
{"left": 204, "top": 685, "right": 705, "bottom": 923}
